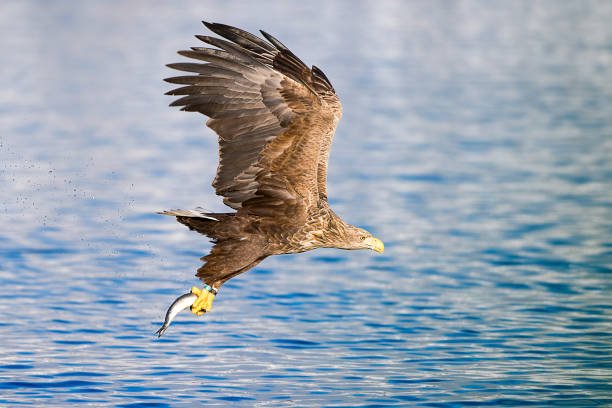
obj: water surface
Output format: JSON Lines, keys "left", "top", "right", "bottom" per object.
{"left": 1, "top": 1, "right": 611, "bottom": 406}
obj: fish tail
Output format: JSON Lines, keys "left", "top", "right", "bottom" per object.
{"left": 155, "top": 325, "right": 168, "bottom": 338}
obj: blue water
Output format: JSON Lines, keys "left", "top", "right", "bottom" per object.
{"left": 1, "top": 1, "right": 611, "bottom": 407}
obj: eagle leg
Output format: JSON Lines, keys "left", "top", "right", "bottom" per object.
{"left": 190, "top": 286, "right": 215, "bottom": 316}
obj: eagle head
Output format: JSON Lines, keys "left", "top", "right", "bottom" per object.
{"left": 340, "top": 225, "right": 384, "bottom": 253}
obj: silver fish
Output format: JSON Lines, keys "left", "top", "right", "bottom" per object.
{"left": 155, "top": 292, "right": 197, "bottom": 337}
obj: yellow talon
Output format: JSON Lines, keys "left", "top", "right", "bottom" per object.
{"left": 190, "top": 285, "right": 215, "bottom": 315}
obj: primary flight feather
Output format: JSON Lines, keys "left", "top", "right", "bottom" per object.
{"left": 158, "top": 21, "right": 384, "bottom": 329}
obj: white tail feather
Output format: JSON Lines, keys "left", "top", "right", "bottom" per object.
{"left": 157, "top": 207, "right": 218, "bottom": 221}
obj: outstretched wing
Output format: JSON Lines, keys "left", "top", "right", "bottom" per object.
{"left": 166, "top": 22, "right": 342, "bottom": 221}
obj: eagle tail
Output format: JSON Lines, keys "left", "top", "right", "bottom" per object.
{"left": 157, "top": 207, "right": 219, "bottom": 220}
{"left": 159, "top": 208, "right": 237, "bottom": 239}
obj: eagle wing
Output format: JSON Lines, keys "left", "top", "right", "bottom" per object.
{"left": 166, "top": 22, "right": 342, "bottom": 222}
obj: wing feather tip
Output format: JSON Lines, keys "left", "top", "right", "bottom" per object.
{"left": 195, "top": 34, "right": 211, "bottom": 43}
{"left": 259, "top": 30, "right": 288, "bottom": 51}
{"left": 166, "top": 62, "right": 188, "bottom": 71}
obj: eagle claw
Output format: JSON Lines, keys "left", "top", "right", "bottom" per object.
{"left": 190, "top": 286, "right": 215, "bottom": 315}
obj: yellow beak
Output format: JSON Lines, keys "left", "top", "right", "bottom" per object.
{"left": 365, "top": 236, "right": 384, "bottom": 253}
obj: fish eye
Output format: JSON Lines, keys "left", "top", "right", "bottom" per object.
{"left": 360, "top": 236, "right": 366, "bottom": 241}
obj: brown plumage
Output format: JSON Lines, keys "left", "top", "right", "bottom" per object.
{"left": 160, "top": 22, "right": 384, "bottom": 303}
